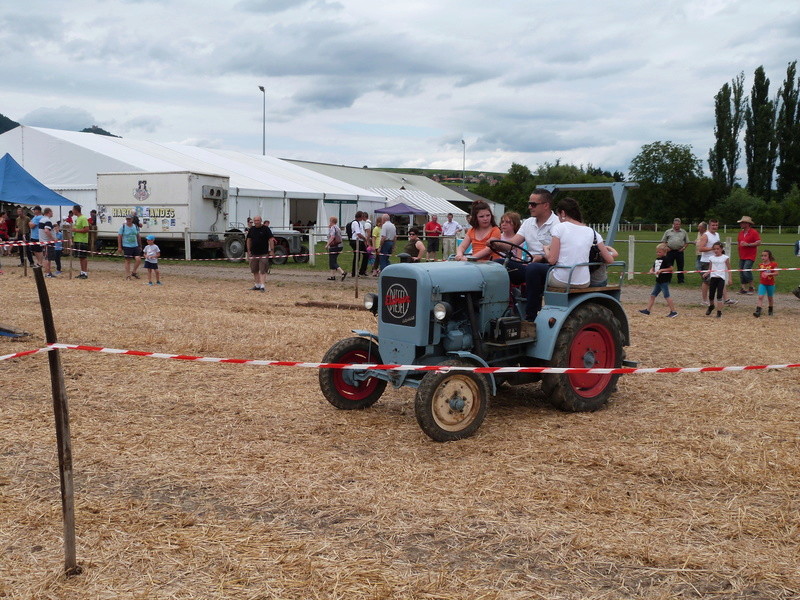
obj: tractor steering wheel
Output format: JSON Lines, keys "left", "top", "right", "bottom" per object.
{"left": 488, "top": 239, "right": 535, "bottom": 266}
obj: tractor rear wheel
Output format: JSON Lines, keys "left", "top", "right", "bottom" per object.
{"left": 543, "top": 303, "right": 623, "bottom": 412}
{"left": 319, "top": 337, "right": 386, "bottom": 410}
{"left": 414, "top": 360, "right": 490, "bottom": 442}
{"left": 292, "top": 245, "right": 310, "bottom": 263}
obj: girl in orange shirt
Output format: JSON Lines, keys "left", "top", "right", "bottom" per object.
{"left": 455, "top": 201, "right": 500, "bottom": 261}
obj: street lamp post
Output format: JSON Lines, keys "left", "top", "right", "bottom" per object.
{"left": 258, "top": 85, "right": 266, "bottom": 156}
{"left": 461, "top": 139, "right": 466, "bottom": 189}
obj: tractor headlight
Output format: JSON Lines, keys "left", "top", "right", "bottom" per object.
{"left": 364, "top": 293, "right": 379, "bottom": 314}
{"left": 433, "top": 301, "right": 452, "bottom": 322}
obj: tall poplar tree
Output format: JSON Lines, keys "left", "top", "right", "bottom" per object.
{"left": 775, "top": 61, "right": 800, "bottom": 198}
{"left": 744, "top": 66, "right": 777, "bottom": 200}
{"left": 709, "top": 72, "right": 745, "bottom": 196}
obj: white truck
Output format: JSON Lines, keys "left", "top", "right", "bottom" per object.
{"left": 95, "top": 171, "right": 307, "bottom": 262}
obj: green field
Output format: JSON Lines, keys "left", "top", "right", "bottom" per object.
{"left": 300, "top": 233, "right": 800, "bottom": 293}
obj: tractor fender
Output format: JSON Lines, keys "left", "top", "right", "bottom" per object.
{"left": 352, "top": 329, "right": 378, "bottom": 342}
{"left": 529, "top": 294, "right": 630, "bottom": 361}
{"left": 446, "top": 351, "right": 498, "bottom": 395}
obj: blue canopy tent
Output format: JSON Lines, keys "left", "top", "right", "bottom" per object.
{"left": 0, "top": 153, "right": 76, "bottom": 207}
{"left": 374, "top": 202, "right": 427, "bottom": 215}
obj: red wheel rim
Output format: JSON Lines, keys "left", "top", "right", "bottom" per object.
{"left": 567, "top": 323, "right": 616, "bottom": 397}
{"left": 332, "top": 349, "right": 381, "bottom": 401}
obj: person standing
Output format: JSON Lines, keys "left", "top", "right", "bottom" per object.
{"left": 38, "top": 208, "right": 57, "bottom": 277}
{"left": 736, "top": 216, "right": 761, "bottom": 294}
{"left": 753, "top": 249, "right": 777, "bottom": 317}
{"left": 245, "top": 216, "right": 274, "bottom": 292}
{"left": 639, "top": 243, "right": 678, "bottom": 317}
{"left": 424, "top": 214, "right": 443, "bottom": 261}
{"left": 29, "top": 205, "right": 44, "bottom": 266}
{"left": 325, "top": 216, "right": 346, "bottom": 281}
{"left": 14, "top": 206, "right": 33, "bottom": 267}
{"left": 72, "top": 204, "right": 91, "bottom": 279}
{"left": 118, "top": 214, "right": 142, "bottom": 279}
{"left": 53, "top": 222, "right": 63, "bottom": 275}
{"left": 697, "top": 219, "right": 720, "bottom": 306}
{"left": 143, "top": 235, "right": 162, "bottom": 285}
{"left": 694, "top": 221, "right": 707, "bottom": 303}
{"left": 660, "top": 218, "right": 689, "bottom": 283}
{"left": 704, "top": 242, "right": 731, "bottom": 318}
{"left": 441, "top": 213, "right": 463, "bottom": 258}
{"left": 378, "top": 214, "right": 396, "bottom": 273}
{"left": 350, "top": 212, "right": 368, "bottom": 277}
{"left": 89, "top": 209, "right": 99, "bottom": 252}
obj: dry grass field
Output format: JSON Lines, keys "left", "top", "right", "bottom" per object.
{"left": 2, "top": 261, "right": 799, "bottom": 599}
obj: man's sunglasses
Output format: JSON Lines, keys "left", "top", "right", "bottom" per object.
{"left": 528, "top": 201, "right": 544, "bottom": 207}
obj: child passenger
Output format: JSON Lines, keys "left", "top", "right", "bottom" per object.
{"left": 705, "top": 242, "right": 730, "bottom": 318}
{"left": 639, "top": 243, "right": 678, "bottom": 317}
{"left": 753, "top": 249, "right": 777, "bottom": 317}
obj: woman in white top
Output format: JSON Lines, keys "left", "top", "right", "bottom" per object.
{"left": 543, "top": 197, "right": 614, "bottom": 288}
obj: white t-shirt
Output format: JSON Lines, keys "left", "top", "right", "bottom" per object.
{"left": 144, "top": 243, "right": 160, "bottom": 263}
{"left": 517, "top": 212, "right": 559, "bottom": 255}
{"left": 708, "top": 253, "right": 729, "bottom": 279}
{"left": 550, "top": 221, "right": 595, "bottom": 286}
{"left": 38, "top": 216, "right": 55, "bottom": 244}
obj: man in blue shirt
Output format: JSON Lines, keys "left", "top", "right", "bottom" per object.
{"left": 28, "top": 205, "right": 43, "bottom": 266}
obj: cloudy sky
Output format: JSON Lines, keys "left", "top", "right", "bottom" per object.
{"left": 1, "top": 0, "right": 798, "bottom": 177}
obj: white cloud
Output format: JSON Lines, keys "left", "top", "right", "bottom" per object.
{"left": 1, "top": 0, "right": 798, "bottom": 178}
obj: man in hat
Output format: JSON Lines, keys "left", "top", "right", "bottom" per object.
{"left": 736, "top": 216, "right": 761, "bottom": 294}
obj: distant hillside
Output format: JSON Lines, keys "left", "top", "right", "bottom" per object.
{"left": 0, "top": 113, "right": 120, "bottom": 137}
{"left": 0, "top": 113, "right": 20, "bottom": 135}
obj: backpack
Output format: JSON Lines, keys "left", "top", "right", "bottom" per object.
{"left": 345, "top": 219, "right": 354, "bottom": 240}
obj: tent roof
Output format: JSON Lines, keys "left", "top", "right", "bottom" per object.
{"left": 371, "top": 188, "right": 466, "bottom": 217}
{"left": 375, "top": 202, "right": 428, "bottom": 215}
{"left": 0, "top": 127, "right": 386, "bottom": 202}
{"left": 0, "top": 153, "right": 76, "bottom": 207}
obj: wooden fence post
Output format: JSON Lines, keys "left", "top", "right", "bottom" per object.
{"left": 628, "top": 235, "right": 635, "bottom": 280}
{"left": 32, "top": 266, "right": 82, "bottom": 577}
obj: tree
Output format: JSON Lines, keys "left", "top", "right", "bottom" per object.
{"left": 775, "top": 61, "right": 800, "bottom": 198}
{"left": 81, "top": 125, "right": 120, "bottom": 137}
{"left": 708, "top": 72, "right": 745, "bottom": 197}
{"left": 744, "top": 66, "right": 777, "bottom": 200}
{"left": 0, "top": 113, "right": 20, "bottom": 135}
{"left": 627, "top": 141, "right": 707, "bottom": 222}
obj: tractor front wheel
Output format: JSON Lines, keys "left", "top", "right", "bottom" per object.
{"left": 543, "top": 303, "right": 623, "bottom": 412}
{"left": 414, "top": 360, "right": 490, "bottom": 442}
{"left": 319, "top": 337, "right": 386, "bottom": 410}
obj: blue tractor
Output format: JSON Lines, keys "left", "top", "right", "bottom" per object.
{"left": 319, "top": 183, "right": 638, "bottom": 441}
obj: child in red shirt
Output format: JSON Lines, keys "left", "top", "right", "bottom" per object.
{"left": 753, "top": 249, "right": 778, "bottom": 317}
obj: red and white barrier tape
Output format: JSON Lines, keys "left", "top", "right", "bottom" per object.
{"left": 3, "top": 343, "right": 798, "bottom": 375}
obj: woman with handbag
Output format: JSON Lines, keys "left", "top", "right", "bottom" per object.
{"left": 542, "top": 197, "right": 614, "bottom": 289}
{"left": 325, "top": 216, "right": 347, "bottom": 281}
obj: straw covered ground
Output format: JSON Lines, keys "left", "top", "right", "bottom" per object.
{"left": 2, "top": 262, "right": 799, "bottom": 599}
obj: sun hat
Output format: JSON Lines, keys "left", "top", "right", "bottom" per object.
{"left": 737, "top": 216, "right": 755, "bottom": 225}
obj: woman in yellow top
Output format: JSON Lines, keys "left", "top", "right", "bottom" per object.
{"left": 455, "top": 201, "right": 500, "bottom": 261}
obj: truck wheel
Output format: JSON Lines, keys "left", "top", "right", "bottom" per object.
{"left": 543, "top": 303, "right": 623, "bottom": 412}
{"left": 414, "top": 360, "right": 490, "bottom": 442}
{"left": 271, "top": 239, "right": 289, "bottom": 265}
{"left": 319, "top": 337, "right": 386, "bottom": 410}
{"left": 223, "top": 234, "right": 245, "bottom": 260}
{"left": 292, "top": 245, "right": 310, "bottom": 263}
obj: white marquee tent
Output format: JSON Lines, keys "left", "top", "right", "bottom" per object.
{"left": 0, "top": 126, "right": 387, "bottom": 229}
